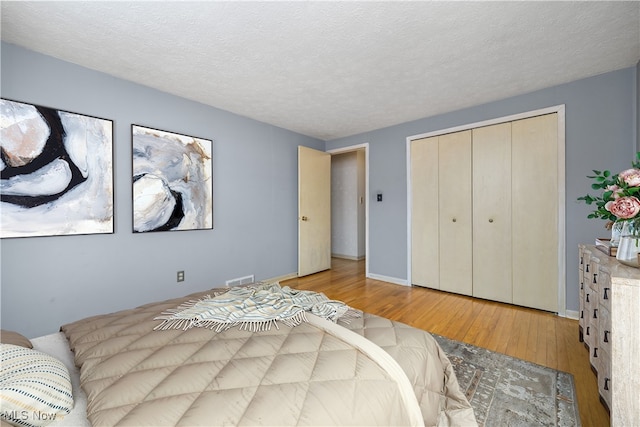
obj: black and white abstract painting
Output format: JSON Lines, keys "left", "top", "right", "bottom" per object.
{"left": 0, "top": 99, "right": 114, "bottom": 238}
{"left": 132, "top": 125, "right": 212, "bottom": 233}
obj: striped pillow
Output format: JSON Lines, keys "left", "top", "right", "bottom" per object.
{"left": 0, "top": 344, "right": 74, "bottom": 427}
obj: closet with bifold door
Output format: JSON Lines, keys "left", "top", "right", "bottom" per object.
{"left": 410, "top": 113, "right": 559, "bottom": 312}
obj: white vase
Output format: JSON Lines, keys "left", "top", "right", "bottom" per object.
{"left": 616, "top": 220, "right": 640, "bottom": 268}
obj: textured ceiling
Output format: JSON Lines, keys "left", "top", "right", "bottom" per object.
{"left": 2, "top": 1, "right": 639, "bottom": 140}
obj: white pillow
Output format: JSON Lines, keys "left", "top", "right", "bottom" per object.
{"left": 0, "top": 344, "right": 74, "bottom": 427}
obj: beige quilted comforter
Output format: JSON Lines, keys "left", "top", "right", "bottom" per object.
{"left": 61, "top": 288, "right": 476, "bottom": 427}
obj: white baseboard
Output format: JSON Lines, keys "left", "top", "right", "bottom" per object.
{"left": 332, "top": 253, "right": 366, "bottom": 261}
{"left": 563, "top": 309, "right": 579, "bottom": 320}
{"left": 264, "top": 272, "right": 298, "bottom": 283}
{"left": 367, "top": 273, "right": 409, "bottom": 287}
{"left": 268, "top": 271, "right": 408, "bottom": 287}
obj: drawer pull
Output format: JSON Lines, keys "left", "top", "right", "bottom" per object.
{"left": 604, "top": 330, "right": 609, "bottom": 343}
{"left": 580, "top": 281, "right": 584, "bottom": 290}
{"left": 604, "top": 378, "right": 610, "bottom": 391}
{"left": 593, "top": 273, "right": 598, "bottom": 283}
{"left": 593, "top": 308, "right": 598, "bottom": 319}
{"left": 580, "top": 256, "right": 583, "bottom": 265}
{"left": 586, "top": 326, "right": 590, "bottom": 336}
{"left": 586, "top": 264, "right": 590, "bottom": 273}
{"left": 603, "top": 287, "right": 609, "bottom": 300}
{"left": 593, "top": 347, "right": 598, "bottom": 358}
{"left": 580, "top": 310, "right": 584, "bottom": 319}
{"left": 586, "top": 293, "right": 590, "bottom": 303}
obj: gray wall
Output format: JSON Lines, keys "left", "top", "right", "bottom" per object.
{"left": 0, "top": 43, "right": 323, "bottom": 338}
{"left": 1, "top": 42, "right": 637, "bottom": 337}
{"left": 637, "top": 60, "right": 640, "bottom": 152}
{"left": 327, "top": 66, "right": 637, "bottom": 314}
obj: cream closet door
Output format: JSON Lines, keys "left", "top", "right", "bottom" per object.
{"left": 438, "top": 131, "right": 473, "bottom": 295}
{"left": 410, "top": 130, "right": 473, "bottom": 295}
{"left": 410, "top": 113, "right": 559, "bottom": 312}
{"left": 472, "top": 123, "right": 512, "bottom": 303}
{"left": 410, "top": 136, "right": 440, "bottom": 288}
{"left": 512, "top": 114, "right": 558, "bottom": 312}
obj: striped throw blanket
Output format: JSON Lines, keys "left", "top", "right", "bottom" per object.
{"left": 154, "top": 282, "right": 360, "bottom": 332}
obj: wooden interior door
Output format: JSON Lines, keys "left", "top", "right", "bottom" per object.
{"left": 511, "top": 114, "right": 558, "bottom": 312}
{"left": 298, "top": 146, "right": 331, "bottom": 277}
{"left": 411, "top": 136, "right": 440, "bottom": 288}
{"left": 438, "top": 131, "right": 473, "bottom": 296}
{"left": 472, "top": 123, "right": 513, "bottom": 303}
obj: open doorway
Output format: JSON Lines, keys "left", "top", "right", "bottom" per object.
{"left": 328, "top": 144, "right": 369, "bottom": 275}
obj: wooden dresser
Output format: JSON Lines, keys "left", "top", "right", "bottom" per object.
{"left": 578, "top": 244, "right": 640, "bottom": 426}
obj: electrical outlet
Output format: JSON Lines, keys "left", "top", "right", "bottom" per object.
{"left": 177, "top": 271, "right": 185, "bottom": 282}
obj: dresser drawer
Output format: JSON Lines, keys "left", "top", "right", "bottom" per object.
{"left": 597, "top": 269, "right": 612, "bottom": 313}
{"left": 588, "top": 324, "right": 599, "bottom": 369}
{"left": 579, "top": 289, "right": 586, "bottom": 334}
{"left": 579, "top": 249, "right": 586, "bottom": 278}
{"left": 597, "top": 348, "right": 612, "bottom": 411}
{"left": 598, "top": 305, "right": 611, "bottom": 355}
{"left": 583, "top": 252, "right": 593, "bottom": 290}
{"left": 583, "top": 288, "right": 596, "bottom": 348}
{"left": 585, "top": 321, "right": 598, "bottom": 352}
{"left": 583, "top": 270, "right": 593, "bottom": 294}
{"left": 587, "top": 259, "right": 600, "bottom": 294}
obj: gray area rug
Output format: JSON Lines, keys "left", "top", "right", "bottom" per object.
{"left": 433, "top": 334, "right": 581, "bottom": 427}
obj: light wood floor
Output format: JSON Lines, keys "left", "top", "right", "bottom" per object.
{"left": 283, "top": 258, "right": 609, "bottom": 427}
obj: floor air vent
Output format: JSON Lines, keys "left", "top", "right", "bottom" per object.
{"left": 225, "top": 274, "right": 255, "bottom": 287}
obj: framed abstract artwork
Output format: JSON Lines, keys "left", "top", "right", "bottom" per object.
{"left": 0, "top": 99, "right": 114, "bottom": 238}
{"left": 132, "top": 125, "right": 213, "bottom": 233}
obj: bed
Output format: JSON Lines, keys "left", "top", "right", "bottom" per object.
{"left": 2, "top": 283, "right": 476, "bottom": 427}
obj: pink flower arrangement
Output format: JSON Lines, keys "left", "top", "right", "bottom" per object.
{"left": 619, "top": 168, "right": 640, "bottom": 187}
{"left": 604, "top": 167, "right": 640, "bottom": 220}
{"left": 578, "top": 153, "right": 640, "bottom": 224}
{"left": 606, "top": 196, "right": 640, "bottom": 219}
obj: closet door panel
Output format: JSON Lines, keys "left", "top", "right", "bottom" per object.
{"left": 472, "top": 123, "right": 513, "bottom": 303}
{"left": 411, "top": 137, "right": 440, "bottom": 288}
{"left": 512, "top": 113, "right": 558, "bottom": 312}
{"left": 438, "top": 131, "right": 472, "bottom": 296}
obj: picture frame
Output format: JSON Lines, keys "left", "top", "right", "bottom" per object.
{"left": 0, "top": 99, "right": 114, "bottom": 238}
{"left": 132, "top": 125, "right": 213, "bottom": 233}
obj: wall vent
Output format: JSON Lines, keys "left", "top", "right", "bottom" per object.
{"left": 225, "top": 274, "right": 255, "bottom": 287}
